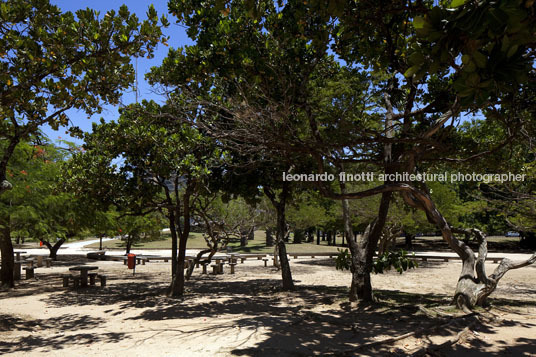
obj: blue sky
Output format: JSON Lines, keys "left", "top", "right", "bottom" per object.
{"left": 44, "top": 1, "right": 193, "bottom": 144}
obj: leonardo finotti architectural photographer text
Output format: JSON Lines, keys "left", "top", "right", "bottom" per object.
{"left": 282, "top": 171, "right": 526, "bottom": 184}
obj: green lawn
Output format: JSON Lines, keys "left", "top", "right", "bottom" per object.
{"left": 84, "top": 230, "right": 343, "bottom": 253}
{"left": 13, "top": 236, "right": 106, "bottom": 249}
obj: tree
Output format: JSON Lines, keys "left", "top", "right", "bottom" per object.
{"left": 0, "top": 140, "right": 82, "bottom": 288}
{"left": 0, "top": 0, "right": 166, "bottom": 287}
{"left": 151, "top": 0, "right": 340, "bottom": 291}
{"left": 116, "top": 213, "right": 162, "bottom": 254}
{"left": 287, "top": 192, "right": 331, "bottom": 243}
{"left": 167, "top": 0, "right": 536, "bottom": 308}
{"left": 62, "top": 101, "right": 222, "bottom": 297}
{"left": 185, "top": 195, "right": 258, "bottom": 279}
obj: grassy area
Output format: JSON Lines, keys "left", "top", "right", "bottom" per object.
{"left": 84, "top": 230, "right": 343, "bottom": 253}
{"left": 84, "top": 230, "right": 523, "bottom": 253}
{"left": 13, "top": 236, "right": 107, "bottom": 249}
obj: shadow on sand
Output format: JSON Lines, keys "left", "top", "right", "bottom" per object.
{"left": 1, "top": 270, "right": 535, "bottom": 356}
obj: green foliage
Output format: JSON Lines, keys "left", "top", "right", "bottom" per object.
{"left": 373, "top": 250, "right": 418, "bottom": 274}
{"left": 335, "top": 248, "right": 352, "bottom": 271}
{"left": 410, "top": 0, "right": 536, "bottom": 106}
{"left": 62, "top": 100, "right": 220, "bottom": 213}
{"left": 117, "top": 212, "right": 163, "bottom": 249}
{"left": 0, "top": 139, "right": 86, "bottom": 241}
{"left": 1, "top": 0, "right": 167, "bottom": 195}
{"left": 336, "top": 248, "right": 418, "bottom": 274}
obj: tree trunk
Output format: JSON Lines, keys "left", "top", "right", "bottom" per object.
{"left": 359, "top": 192, "right": 391, "bottom": 301}
{"left": 316, "top": 229, "right": 321, "bottom": 245}
{"left": 248, "top": 227, "right": 255, "bottom": 240}
{"left": 348, "top": 220, "right": 376, "bottom": 302}
{"left": 293, "top": 229, "right": 303, "bottom": 244}
{"left": 186, "top": 248, "right": 216, "bottom": 280}
{"left": 99, "top": 235, "right": 103, "bottom": 250}
{"left": 327, "top": 231, "right": 332, "bottom": 246}
{"left": 170, "top": 230, "right": 189, "bottom": 296}
{"left": 169, "top": 188, "right": 192, "bottom": 297}
{"left": 342, "top": 186, "right": 391, "bottom": 303}
{"left": 41, "top": 238, "right": 66, "bottom": 260}
{"left": 0, "top": 212, "right": 14, "bottom": 288}
{"left": 167, "top": 212, "right": 178, "bottom": 276}
{"left": 405, "top": 233, "right": 414, "bottom": 249}
{"left": 275, "top": 202, "right": 294, "bottom": 290}
{"left": 240, "top": 230, "right": 248, "bottom": 247}
{"left": 265, "top": 228, "right": 274, "bottom": 247}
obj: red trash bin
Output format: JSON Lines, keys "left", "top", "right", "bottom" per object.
{"left": 127, "top": 253, "right": 136, "bottom": 269}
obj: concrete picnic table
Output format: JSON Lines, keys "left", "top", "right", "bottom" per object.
{"left": 69, "top": 266, "right": 98, "bottom": 287}
{"left": 13, "top": 251, "right": 27, "bottom": 261}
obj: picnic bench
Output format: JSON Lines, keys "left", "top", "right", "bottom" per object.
{"left": 290, "top": 252, "right": 337, "bottom": 259}
{"left": 122, "top": 256, "right": 149, "bottom": 265}
{"left": 411, "top": 254, "right": 502, "bottom": 264}
{"left": 13, "top": 251, "right": 27, "bottom": 261}
{"left": 63, "top": 273, "right": 106, "bottom": 288}
{"left": 24, "top": 267, "right": 34, "bottom": 279}
{"left": 229, "top": 262, "right": 237, "bottom": 274}
{"left": 68, "top": 266, "right": 98, "bottom": 287}
{"left": 144, "top": 256, "right": 171, "bottom": 262}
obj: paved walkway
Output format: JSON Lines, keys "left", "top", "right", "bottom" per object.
{"left": 14, "top": 238, "right": 534, "bottom": 261}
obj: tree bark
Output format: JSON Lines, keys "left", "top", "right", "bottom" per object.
{"left": 169, "top": 187, "right": 192, "bottom": 297}
{"left": 293, "top": 229, "right": 303, "bottom": 244}
{"left": 343, "top": 188, "right": 391, "bottom": 302}
{"left": 405, "top": 233, "right": 414, "bottom": 249}
{"left": 275, "top": 202, "right": 294, "bottom": 290}
{"left": 0, "top": 136, "right": 19, "bottom": 196}
{"left": 264, "top": 185, "right": 294, "bottom": 291}
{"left": 41, "top": 238, "right": 65, "bottom": 260}
{"left": 170, "top": 228, "right": 189, "bottom": 296}
{"left": 168, "top": 213, "right": 178, "bottom": 276}
{"left": 240, "top": 229, "right": 248, "bottom": 247}
{"left": 265, "top": 227, "right": 274, "bottom": 247}
{"left": 126, "top": 235, "right": 132, "bottom": 254}
{"left": 0, "top": 212, "right": 14, "bottom": 287}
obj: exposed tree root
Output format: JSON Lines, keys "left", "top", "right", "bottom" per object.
{"left": 410, "top": 320, "right": 478, "bottom": 356}
{"left": 337, "top": 313, "right": 478, "bottom": 355}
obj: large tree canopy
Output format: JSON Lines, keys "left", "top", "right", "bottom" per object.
{"left": 0, "top": 0, "right": 168, "bottom": 194}
{"left": 0, "top": 0, "right": 166, "bottom": 287}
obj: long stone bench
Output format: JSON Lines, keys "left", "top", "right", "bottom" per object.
{"left": 412, "top": 254, "right": 502, "bottom": 264}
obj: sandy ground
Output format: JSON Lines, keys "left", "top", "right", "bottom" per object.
{"left": 1, "top": 255, "right": 535, "bottom": 356}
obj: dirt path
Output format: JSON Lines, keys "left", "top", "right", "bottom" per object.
{"left": 1, "top": 256, "right": 535, "bottom": 356}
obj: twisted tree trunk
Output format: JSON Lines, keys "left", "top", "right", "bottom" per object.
{"left": 185, "top": 248, "right": 215, "bottom": 280}
{"left": 0, "top": 212, "right": 14, "bottom": 287}
{"left": 328, "top": 181, "right": 536, "bottom": 309}
{"left": 40, "top": 238, "right": 66, "bottom": 260}
{"left": 452, "top": 228, "right": 536, "bottom": 309}
{"left": 276, "top": 203, "right": 294, "bottom": 290}
{"left": 340, "top": 179, "right": 391, "bottom": 302}
{"left": 264, "top": 184, "right": 294, "bottom": 291}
